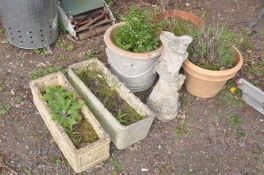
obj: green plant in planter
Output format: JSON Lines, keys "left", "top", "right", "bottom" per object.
{"left": 113, "top": 7, "right": 162, "bottom": 53}
{"left": 188, "top": 24, "right": 237, "bottom": 70}
{"left": 166, "top": 18, "right": 238, "bottom": 70}
{"left": 43, "top": 86, "right": 83, "bottom": 134}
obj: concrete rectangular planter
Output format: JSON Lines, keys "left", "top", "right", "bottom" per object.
{"left": 68, "top": 59, "right": 154, "bottom": 149}
{"left": 29, "top": 72, "right": 110, "bottom": 173}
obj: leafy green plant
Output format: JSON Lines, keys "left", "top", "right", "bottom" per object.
{"left": 113, "top": 6, "right": 162, "bottom": 53}
{"left": 64, "top": 44, "right": 75, "bottom": 52}
{"left": 116, "top": 111, "right": 126, "bottom": 125}
{"left": 167, "top": 18, "right": 238, "bottom": 70}
{"left": 239, "top": 27, "right": 254, "bottom": 51}
{"left": 0, "top": 84, "right": 4, "bottom": 92}
{"left": 236, "top": 129, "right": 246, "bottom": 139}
{"left": 58, "top": 22, "right": 68, "bottom": 34}
{"left": 59, "top": 54, "right": 71, "bottom": 61}
{"left": 111, "top": 155, "right": 124, "bottom": 173}
{"left": 30, "top": 66, "right": 61, "bottom": 80}
{"left": 33, "top": 48, "right": 49, "bottom": 56}
{"left": 188, "top": 24, "right": 237, "bottom": 70}
{"left": 0, "top": 28, "right": 4, "bottom": 35}
{"left": 24, "top": 168, "right": 32, "bottom": 175}
{"left": 86, "top": 49, "right": 95, "bottom": 60}
{"left": 228, "top": 114, "right": 242, "bottom": 126}
{"left": 175, "top": 119, "right": 189, "bottom": 140}
{"left": 0, "top": 103, "right": 10, "bottom": 117}
{"left": 43, "top": 86, "right": 83, "bottom": 135}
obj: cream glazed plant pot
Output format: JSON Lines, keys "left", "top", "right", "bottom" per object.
{"left": 104, "top": 22, "right": 163, "bottom": 92}
{"left": 183, "top": 47, "right": 243, "bottom": 98}
{"left": 68, "top": 59, "right": 154, "bottom": 150}
{"left": 29, "top": 72, "right": 110, "bottom": 173}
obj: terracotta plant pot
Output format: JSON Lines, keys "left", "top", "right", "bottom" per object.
{"left": 104, "top": 22, "right": 163, "bottom": 92}
{"left": 165, "top": 10, "right": 204, "bottom": 29}
{"left": 183, "top": 47, "right": 243, "bottom": 98}
{"left": 165, "top": 10, "right": 243, "bottom": 98}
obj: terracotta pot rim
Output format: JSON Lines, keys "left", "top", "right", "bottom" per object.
{"left": 165, "top": 10, "right": 204, "bottom": 29}
{"left": 104, "top": 22, "right": 163, "bottom": 59}
{"left": 183, "top": 46, "right": 243, "bottom": 77}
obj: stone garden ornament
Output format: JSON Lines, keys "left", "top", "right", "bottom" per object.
{"left": 147, "top": 31, "right": 193, "bottom": 121}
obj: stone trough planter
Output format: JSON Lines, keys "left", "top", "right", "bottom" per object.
{"left": 29, "top": 72, "right": 110, "bottom": 173}
{"left": 68, "top": 59, "right": 154, "bottom": 149}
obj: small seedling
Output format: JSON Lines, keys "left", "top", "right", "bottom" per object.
{"left": 175, "top": 119, "right": 189, "bottom": 141}
{"left": 0, "top": 84, "right": 4, "bottom": 92}
{"left": 0, "top": 103, "right": 10, "bottom": 117}
{"left": 86, "top": 49, "right": 95, "bottom": 60}
{"left": 64, "top": 44, "right": 75, "bottom": 52}
{"left": 24, "top": 168, "right": 32, "bottom": 175}
{"left": 111, "top": 155, "right": 123, "bottom": 173}
{"left": 217, "top": 90, "right": 246, "bottom": 108}
{"left": 55, "top": 37, "right": 63, "bottom": 48}
{"left": 116, "top": 111, "right": 126, "bottom": 125}
{"left": 30, "top": 66, "right": 61, "bottom": 80}
{"left": 33, "top": 48, "right": 49, "bottom": 56}
{"left": 236, "top": 129, "right": 246, "bottom": 139}
{"left": 59, "top": 54, "right": 71, "bottom": 61}
{"left": 58, "top": 22, "right": 68, "bottom": 34}
{"left": 239, "top": 27, "right": 254, "bottom": 51}
{"left": 182, "top": 149, "right": 190, "bottom": 160}
{"left": 228, "top": 114, "right": 242, "bottom": 126}
{"left": 52, "top": 156, "right": 63, "bottom": 166}
{"left": 0, "top": 28, "right": 4, "bottom": 34}
{"left": 15, "top": 97, "right": 23, "bottom": 104}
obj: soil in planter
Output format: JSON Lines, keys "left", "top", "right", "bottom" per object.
{"left": 43, "top": 86, "right": 99, "bottom": 149}
{"left": 77, "top": 70, "right": 144, "bottom": 126}
{"left": 74, "top": 118, "right": 99, "bottom": 148}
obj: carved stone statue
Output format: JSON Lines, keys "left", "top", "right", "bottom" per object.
{"left": 147, "top": 31, "right": 193, "bottom": 122}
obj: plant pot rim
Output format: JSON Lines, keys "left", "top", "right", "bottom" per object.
{"left": 183, "top": 46, "right": 243, "bottom": 77}
{"left": 104, "top": 22, "right": 163, "bottom": 59}
{"left": 165, "top": 9, "right": 204, "bottom": 29}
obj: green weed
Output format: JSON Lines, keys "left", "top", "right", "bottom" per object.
{"left": 30, "top": 66, "right": 61, "bottom": 80}
{"left": 33, "top": 48, "right": 49, "bottom": 56}
{"left": 59, "top": 54, "right": 71, "bottom": 61}
{"left": 0, "top": 28, "right": 4, "bottom": 34}
{"left": 55, "top": 37, "right": 63, "bottom": 48}
{"left": 86, "top": 49, "right": 95, "bottom": 60}
{"left": 116, "top": 112, "right": 127, "bottom": 125}
{"left": 0, "top": 103, "right": 10, "bottom": 117}
{"left": 217, "top": 90, "right": 246, "bottom": 108}
{"left": 58, "top": 22, "right": 68, "bottom": 34}
{"left": 52, "top": 156, "right": 63, "bottom": 166}
{"left": 111, "top": 155, "right": 123, "bottom": 173}
{"left": 64, "top": 44, "right": 75, "bottom": 52}
{"left": 228, "top": 115, "right": 242, "bottom": 126}
{"left": 239, "top": 27, "right": 254, "bottom": 51}
{"left": 0, "top": 84, "right": 4, "bottom": 92}
{"left": 236, "top": 129, "right": 246, "bottom": 139}
{"left": 15, "top": 97, "right": 23, "bottom": 104}
{"left": 24, "top": 168, "right": 32, "bottom": 175}
{"left": 175, "top": 119, "right": 189, "bottom": 140}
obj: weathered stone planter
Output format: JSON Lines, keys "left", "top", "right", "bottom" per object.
{"left": 68, "top": 59, "right": 154, "bottom": 149}
{"left": 29, "top": 72, "right": 110, "bottom": 173}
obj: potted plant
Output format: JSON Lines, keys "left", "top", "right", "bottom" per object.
{"left": 68, "top": 59, "right": 154, "bottom": 149}
{"left": 30, "top": 72, "right": 110, "bottom": 173}
{"left": 164, "top": 11, "right": 243, "bottom": 98}
{"left": 104, "top": 7, "right": 163, "bottom": 92}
